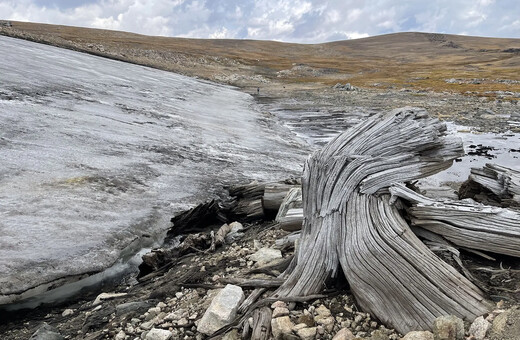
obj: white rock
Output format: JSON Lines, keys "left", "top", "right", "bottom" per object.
{"left": 332, "top": 328, "right": 355, "bottom": 340}
{"left": 271, "top": 301, "right": 288, "bottom": 309}
{"left": 197, "top": 284, "right": 244, "bottom": 335}
{"left": 315, "top": 304, "right": 331, "bottom": 317}
{"left": 401, "top": 331, "right": 434, "bottom": 340}
{"left": 315, "top": 315, "right": 334, "bottom": 332}
{"left": 61, "top": 309, "right": 74, "bottom": 317}
{"left": 115, "top": 330, "right": 126, "bottom": 340}
{"left": 272, "top": 306, "right": 290, "bottom": 318}
{"left": 297, "top": 326, "right": 317, "bottom": 340}
{"left": 248, "top": 247, "right": 282, "bottom": 265}
{"left": 140, "top": 320, "right": 155, "bottom": 331}
{"left": 145, "top": 328, "right": 172, "bottom": 340}
{"left": 469, "top": 316, "right": 490, "bottom": 340}
{"left": 92, "top": 292, "right": 127, "bottom": 306}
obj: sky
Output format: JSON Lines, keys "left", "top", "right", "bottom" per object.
{"left": 1, "top": 0, "right": 519, "bottom": 43}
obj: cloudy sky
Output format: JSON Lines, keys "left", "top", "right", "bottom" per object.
{"left": 1, "top": 0, "right": 519, "bottom": 43}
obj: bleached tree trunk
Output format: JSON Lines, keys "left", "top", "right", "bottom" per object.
{"left": 274, "top": 108, "right": 493, "bottom": 333}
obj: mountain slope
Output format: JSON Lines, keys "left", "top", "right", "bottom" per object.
{"left": 1, "top": 21, "right": 519, "bottom": 95}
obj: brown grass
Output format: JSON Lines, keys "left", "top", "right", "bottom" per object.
{"left": 1, "top": 21, "right": 519, "bottom": 96}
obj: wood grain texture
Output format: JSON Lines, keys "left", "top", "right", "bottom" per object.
{"left": 274, "top": 107, "right": 491, "bottom": 333}
{"left": 390, "top": 183, "right": 520, "bottom": 257}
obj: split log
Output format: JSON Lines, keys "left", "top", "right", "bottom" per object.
{"left": 263, "top": 183, "right": 299, "bottom": 211}
{"left": 275, "top": 187, "right": 303, "bottom": 231}
{"left": 273, "top": 108, "right": 492, "bottom": 334}
{"left": 461, "top": 163, "right": 520, "bottom": 208}
{"left": 390, "top": 183, "right": 520, "bottom": 257}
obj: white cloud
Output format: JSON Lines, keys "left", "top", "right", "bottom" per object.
{"left": 0, "top": 0, "right": 519, "bottom": 42}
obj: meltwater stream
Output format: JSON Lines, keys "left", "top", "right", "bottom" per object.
{"left": 0, "top": 36, "right": 308, "bottom": 305}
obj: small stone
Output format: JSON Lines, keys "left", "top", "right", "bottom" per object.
{"left": 271, "top": 316, "right": 294, "bottom": 340}
{"left": 432, "top": 315, "right": 464, "bottom": 340}
{"left": 175, "top": 292, "right": 183, "bottom": 299}
{"left": 370, "top": 321, "right": 378, "bottom": 329}
{"left": 332, "top": 328, "right": 354, "bottom": 340}
{"left": 315, "top": 305, "right": 332, "bottom": 317}
{"left": 146, "top": 307, "right": 161, "bottom": 320}
{"left": 115, "top": 330, "right": 126, "bottom": 340}
{"left": 293, "top": 323, "right": 308, "bottom": 331}
{"left": 297, "top": 327, "right": 317, "bottom": 340}
{"left": 273, "top": 307, "right": 290, "bottom": 318}
{"left": 354, "top": 315, "right": 363, "bottom": 324}
{"left": 157, "top": 302, "right": 167, "bottom": 309}
{"left": 248, "top": 247, "right": 282, "bottom": 265}
{"left": 271, "top": 301, "right": 288, "bottom": 309}
{"left": 468, "top": 316, "right": 490, "bottom": 340}
{"left": 61, "top": 309, "right": 74, "bottom": 317}
{"left": 177, "top": 318, "right": 189, "bottom": 326}
{"left": 253, "top": 239, "right": 262, "bottom": 250}
{"left": 140, "top": 320, "right": 155, "bottom": 331}
{"left": 197, "top": 284, "right": 244, "bottom": 335}
{"left": 145, "top": 328, "right": 172, "bottom": 340}
{"left": 315, "top": 315, "right": 335, "bottom": 332}
{"left": 401, "top": 331, "right": 434, "bottom": 340}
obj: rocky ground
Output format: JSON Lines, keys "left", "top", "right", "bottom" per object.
{"left": 1, "top": 211, "right": 519, "bottom": 340}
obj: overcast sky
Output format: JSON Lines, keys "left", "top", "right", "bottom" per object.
{"left": 1, "top": 0, "right": 519, "bottom": 43}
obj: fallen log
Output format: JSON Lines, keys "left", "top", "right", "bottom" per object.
{"left": 273, "top": 108, "right": 492, "bottom": 333}
{"left": 275, "top": 187, "right": 303, "bottom": 231}
{"left": 460, "top": 163, "right": 520, "bottom": 208}
{"left": 263, "top": 183, "right": 299, "bottom": 211}
{"left": 390, "top": 183, "right": 520, "bottom": 257}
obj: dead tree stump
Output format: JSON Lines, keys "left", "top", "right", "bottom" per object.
{"left": 274, "top": 108, "right": 492, "bottom": 333}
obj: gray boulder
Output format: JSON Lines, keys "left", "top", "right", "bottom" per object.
{"left": 197, "top": 284, "right": 244, "bottom": 335}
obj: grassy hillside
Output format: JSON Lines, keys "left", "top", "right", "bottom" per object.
{"left": 1, "top": 21, "right": 519, "bottom": 96}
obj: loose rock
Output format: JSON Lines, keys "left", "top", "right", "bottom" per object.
{"left": 271, "top": 316, "right": 295, "bottom": 340}
{"left": 332, "top": 328, "right": 355, "bottom": 340}
{"left": 145, "top": 328, "right": 173, "bottom": 340}
{"left": 197, "top": 284, "right": 245, "bottom": 335}
{"left": 432, "top": 315, "right": 464, "bottom": 340}
{"left": 469, "top": 316, "right": 490, "bottom": 340}
{"left": 248, "top": 247, "right": 282, "bottom": 265}
{"left": 297, "top": 326, "right": 317, "bottom": 340}
{"left": 401, "top": 330, "right": 434, "bottom": 340}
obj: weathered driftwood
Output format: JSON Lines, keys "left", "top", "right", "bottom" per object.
{"left": 274, "top": 108, "right": 492, "bottom": 333}
{"left": 461, "top": 163, "right": 520, "bottom": 208}
{"left": 275, "top": 187, "right": 303, "bottom": 231}
{"left": 250, "top": 307, "right": 272, "bottom": 340}
{"left": 263, "top": 183, "right": 299, "bottom": 211}
{"left": 390, "top": 183, "right": 520, "bottom": 257}
{"left": 166, "top": 200, "right": 226, "bottom": 239}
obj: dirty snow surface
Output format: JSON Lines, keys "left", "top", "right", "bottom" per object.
{"left": 0, "top": 36, "right": 307, "bottom": 303}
